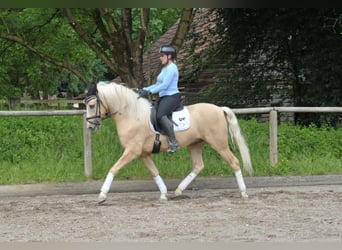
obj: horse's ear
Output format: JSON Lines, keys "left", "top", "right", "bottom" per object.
{"left": 92, "top": 76, "right": 99, "bottom": 84}
{"left": 87, "top": 81, "right": 97, "bottom": 97}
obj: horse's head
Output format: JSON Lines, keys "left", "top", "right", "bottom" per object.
{"left": 84, "top": 83, "right": 104, "bottom": 131}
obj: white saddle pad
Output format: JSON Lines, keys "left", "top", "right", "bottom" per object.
{"left": 172, "top": 107, "right": 190, "bottom": 131}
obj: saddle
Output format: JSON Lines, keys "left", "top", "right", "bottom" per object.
{"left": 149, "top": 102, "right": 190, "bottom": 153}
{"left": 150, "top": 102, "right": 184, "bottom": 135}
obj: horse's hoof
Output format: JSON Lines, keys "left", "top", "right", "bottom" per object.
{"left": 174, "top": 187, "right": 182, "bottom": 196}
{"left": 98, "top": 192, "right": 107, "bottom": 204}
{"left": 159, "top": 194, "right": 168, "bottom": 201}
{"left": 241, "top": 191, "right": 249, "bottom": 199}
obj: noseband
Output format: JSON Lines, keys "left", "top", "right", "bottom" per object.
{"left": 84, "top": 95, "right": 102, "bottom": 126}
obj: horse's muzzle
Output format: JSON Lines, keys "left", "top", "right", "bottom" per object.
{"left": 88, "top": 124, "right": 100, "bottom": 131}
{"left": 86, "top": 118, "right": 102, "bottom": 131}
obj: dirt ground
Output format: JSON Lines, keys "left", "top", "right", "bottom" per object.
{"left": 0, "top": 180, "right": 341, "bottom": 242}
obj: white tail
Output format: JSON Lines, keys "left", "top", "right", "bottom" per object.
{"left": 222, "top": 107, "right": 253, "bottom": 175}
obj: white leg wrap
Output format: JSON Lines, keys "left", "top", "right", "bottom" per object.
{"left": 178, "top": 172, "right": 197, "bottom": 191}
{"left": 154, "top": 175, "right": 167, "bottom": 194}
{"left": 100, "top": 172, "right": 114, "bottom": 194}
{"left": 234, "top": 170, "right": 246, "bottom": 192}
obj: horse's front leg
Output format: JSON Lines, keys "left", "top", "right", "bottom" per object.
{"left": 141, "top": 155, "right": 168, "bottom": 201}
{"left": 175, "top": 142, "right": 205, "bottom": 196}
{"left": 98, "top": 149, "right": 137, "bottom": 204}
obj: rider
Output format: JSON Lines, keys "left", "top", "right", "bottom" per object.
{"left": 138, "top": 44, "right": 181, "bottom": 153}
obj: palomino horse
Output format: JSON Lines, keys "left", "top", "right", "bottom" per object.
{"left": 84, "top": 81, "right": 253, "bottom": 204}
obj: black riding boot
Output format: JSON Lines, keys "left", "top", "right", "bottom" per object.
{"left": 159, "top": 115, "right": 179, "bottom": 153}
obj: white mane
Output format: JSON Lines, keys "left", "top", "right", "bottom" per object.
{"left": 97, "top": 81, "right": 151, "bottom": 120}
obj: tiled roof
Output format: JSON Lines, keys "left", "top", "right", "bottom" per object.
{"left": 114, "top": 8, "right": 216, "bottom": 84}
{"left": 146, "top": 9, "right": 218, "bottom": 81}
{"left": 142, "top": 19, "right": 179, "bottom": 83}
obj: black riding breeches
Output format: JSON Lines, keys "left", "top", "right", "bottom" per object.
{"left": 156, "top": 93, "right": 182, "bottom": 121}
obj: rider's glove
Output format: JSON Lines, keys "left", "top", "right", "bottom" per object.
{"left": 138, "top": 89, "right": 149, "bottom": 99}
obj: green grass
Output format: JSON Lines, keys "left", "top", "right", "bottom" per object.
{"left": 0, "top": 116, "right": 341, "bottom": 185}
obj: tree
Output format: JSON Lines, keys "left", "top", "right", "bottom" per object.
{"left": 0, "top": 8, "right": 195, "bottom": 95}
{"left": 0, "top": 8, "right": 106, "bottom": 99}
{"left": 212, "top": 8, "right": 342, "bottom": 126}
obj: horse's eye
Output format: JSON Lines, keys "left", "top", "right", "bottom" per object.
{"left": 89, "top": 104, "right": 95, "bottom": 109}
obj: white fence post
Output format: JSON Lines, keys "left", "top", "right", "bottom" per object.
{"left": 83, "top": 114, "right": 92, "bottom": 178}
{"left": 269, "top": 110, "right": 278, "bottom": 166}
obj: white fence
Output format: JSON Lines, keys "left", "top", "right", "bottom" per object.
{"left": 1, "top": 107, "right": 341, "bottom": 177}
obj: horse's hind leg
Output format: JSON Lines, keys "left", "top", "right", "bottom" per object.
{"left": 215, "top": 146, "right": 249, "bottom": 198}
{"left": 175, "top": 142, "right": 205, "bottom": 196}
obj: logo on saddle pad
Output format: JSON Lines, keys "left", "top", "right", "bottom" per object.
{"left": 149, "top": 107, "right": 190, "bottom": 134}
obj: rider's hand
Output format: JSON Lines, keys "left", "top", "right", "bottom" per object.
{"left": 138, "top": 89, "right": 149, "bottom": 99}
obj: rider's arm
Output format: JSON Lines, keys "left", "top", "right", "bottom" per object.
{"left": 143, "top": 64, "right": 178, "bottom": 95}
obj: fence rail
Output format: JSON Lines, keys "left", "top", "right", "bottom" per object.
{"left": 0, "top": 110, "right": 85, "bottom": 116}
{"left": 1, "top": 107, "right": 341, "bottom": 177}
{"left": 0, "top": 99, "right": 82, "bottom": 104}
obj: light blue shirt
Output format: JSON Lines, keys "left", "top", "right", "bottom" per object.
{"left": 143, "top": 63, "right": 179, "bottom": 97}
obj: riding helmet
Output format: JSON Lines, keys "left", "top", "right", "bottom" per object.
{"left": 159, "top": 44, "right": 176, "bottom": 59}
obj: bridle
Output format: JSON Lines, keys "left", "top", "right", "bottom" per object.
{"left": 84, "top": 95, "right": 102, "bottom": 126}
{"left": 84, "top": 94, "right": 119, "bottom": 125}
